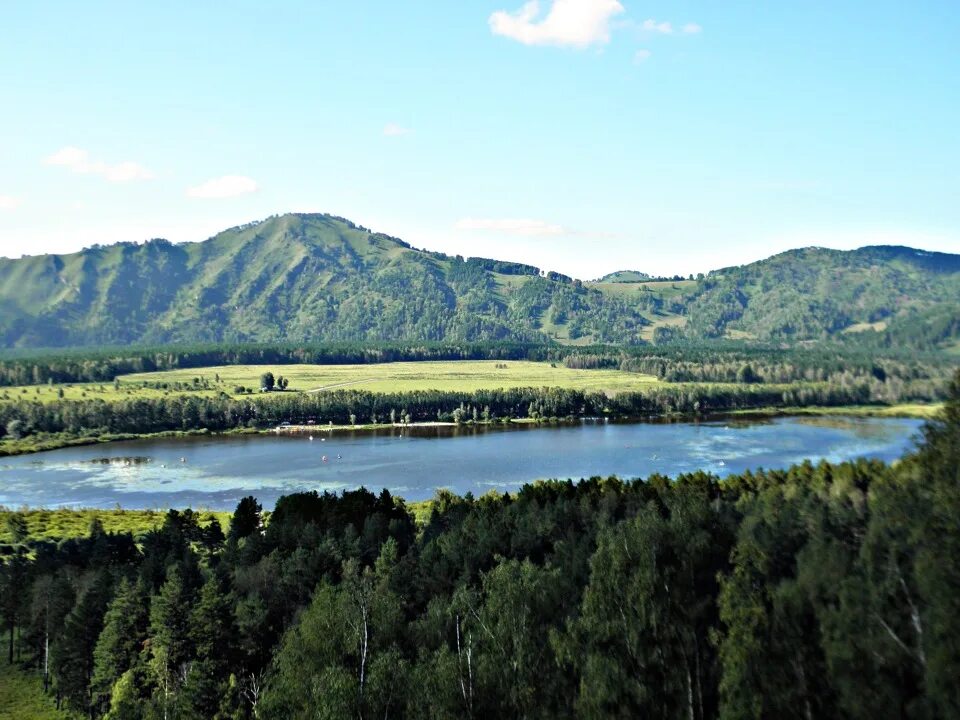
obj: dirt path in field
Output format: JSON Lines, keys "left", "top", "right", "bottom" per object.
{"left": 306, "top": 378, "right": 375, "bottom": 393}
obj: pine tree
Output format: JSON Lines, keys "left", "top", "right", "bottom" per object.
{"left": 180, "top": 576, "right": 236, "bottom": 718}
{"left": 148, "top": 566, "right": 197, "bottom": 718}
{"left": 92, "top": 577, "right": 148, "bottom": 714}
{"left": 51, "top": 571, "right": 113, "bottom": 717}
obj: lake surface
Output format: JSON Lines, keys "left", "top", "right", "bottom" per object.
{"left": 0, "top": 417, "right": 923, "bottom": 509}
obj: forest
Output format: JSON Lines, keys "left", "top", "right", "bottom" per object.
{"left": 1, "top": 372, "right": 958, "bottom": 719}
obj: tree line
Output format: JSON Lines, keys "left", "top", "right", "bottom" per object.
{"left": 0, "top": 379, "right": 933, "bottom": 452}
{"left": 2, "top": 373, "right": 958, "bottom": 718}
{"left": 0, "top": 342, "right": 555, "bottom": 387}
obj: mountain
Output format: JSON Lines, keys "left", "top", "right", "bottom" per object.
{"left": 0, "top": 214, "right": 649, "bottom": 347}
{"left": 1, "top": 214, "right": 958, "bottom": 350}
{"left": 680, "top": 246, "right": 960, "bottom": 346}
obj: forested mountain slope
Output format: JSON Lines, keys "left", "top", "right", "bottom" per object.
{"left": 1, "top": 214, "right": 958, "bottom": 349}
{"left": 682, "top": 246, "right": 960, "bottom": 344}
{"left": 0, "top": 214, "right": 647, "bottom": 347}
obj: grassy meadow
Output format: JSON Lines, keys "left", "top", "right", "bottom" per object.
{"left": 118, "top": 360, "right": 663, "bottom": 396}
{"left": 0, "top": 655, "right": 72, "bottom": 720}
{"left": 0, "top": 508, "right": 233, "bottom": 544}
{"left": 0, "top": 361, "right": 664, "bottom": 405}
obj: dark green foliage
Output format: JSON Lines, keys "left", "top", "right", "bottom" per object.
{"left": 227, "top": 497, "right": 261, "bottom": 543}
{"left": 50, "top": 572, "right": 113, "bottom": 716}
{"left": 91, "top": 577, "right": 147, "bottom": 714}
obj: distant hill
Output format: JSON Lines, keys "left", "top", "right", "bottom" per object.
{"left": 682, "top": 246, "right": 960, "bottom": 347}
{"left": 1, "top": 216, "right": 957, "bottom": 350}
{"left": 595, "top": 270, "right": 654, "bottom": 283}
{"left": 0, "top": 214, "right": 648, "bottom": 347}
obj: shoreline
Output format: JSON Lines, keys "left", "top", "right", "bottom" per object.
{"left": 0, "top": 403, "right": 941, "bottom": 459}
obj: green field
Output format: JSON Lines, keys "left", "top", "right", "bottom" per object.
{"left": 0, "top": 381, "right": 212, "bottom": 404}
{"left": 0, "top": 508, "right": 232, "bottom": 544}
{"left": 0, "top": 653, "right": 72, "bottom": 720}
{"left": 118, "top": 360, "right": 663, "bottom": 396}
{"left": 0, "top": 361, "right": 663, "bottom": 404}
{"left": 726, "top": 403, "right": 944, "bottom": 419}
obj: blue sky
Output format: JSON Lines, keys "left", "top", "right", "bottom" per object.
{"left": 0, "top": 1, "right": 958, "bottom": 278}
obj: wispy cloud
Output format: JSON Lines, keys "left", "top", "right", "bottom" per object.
{"left": 186, "top": 175, "right": 259, "bottom": 199}
{"left": 383, "top": 123, "right": 412, "bottom": 137}
{"left": 642, "top": 19, "right": 673, "bottom": 34}
{"left": 0, "top": 195, "right": 23, "bottom": 211}
{"left": 639, "top": 19, "right": 702, "bottom": 36}
{"left": 489, "top": 0, "right": 625, "bottom": 49}
{"left": 44, "top": 146, "right": 153, "bottom": 182}
{"left": 634, "top": 49, "right": 652, "bottom": 63}
{"left": 456, "top": 217, "right": 568, "bottom": 237}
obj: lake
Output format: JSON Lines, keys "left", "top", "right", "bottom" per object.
{"left": 0, "top": 417, "right": 923, "bottom": 509}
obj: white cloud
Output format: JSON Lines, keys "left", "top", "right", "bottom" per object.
{"left": 634, "top": 49, "right": 652, "bottom": 63}
{"left": 642, "top": 19, "right": 673, "bottom": 34}
{"left": 455, "top": 217, "right": 568, "bottom": 237}
{"left": 383, "top": 123, "right": 412, "bottom": 137}
{"left": 44, "top": 146, "right": 153, "bottom": 182}
{"left": 0, "top": 195, "right": 23, "bottom": 211}
{"left": 682, "top": 23, "right": 702, "bottom": 34}
{"left": 489, "top": 0, "right": 625, "bottom": 48}
{"left": 186, "top": 175, "right": 259, "bottom": 199}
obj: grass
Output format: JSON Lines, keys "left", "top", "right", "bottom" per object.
{"left": 116, "top": 360, "right": 663, "bottom": 396}
{"left": 724, "top": 403, "right": 943, "bottom": 419}
{"left": 639, "top": 313, "right": 688, "bottom": 341}
{"left": 0, "top": 508, "right": 233, "bottom": 544}
{"left": 0, "top": 381, "right": 219, "bottom": 405}
{"left": 842, "top": 320, "right": 889, "bottom": 334}
{"left": 588, "top": 279, "right": 697, "bottom": 300}
{"left": 0, "top": 652, "right": 73, "bottom": 719}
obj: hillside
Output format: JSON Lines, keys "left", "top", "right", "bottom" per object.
{"left": 1, "top": 215, "right": 958, "bottom": 349}
{"left": 682, "top": 246, "right": 960, "bottom": 345}
{"left": 595, "top": 270, "right": 655, "bottom": 283}
{"left": 0, "top": 214, "right": 648, "bottom": 347}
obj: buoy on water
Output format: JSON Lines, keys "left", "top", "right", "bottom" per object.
{"left": 309, "top": 436, "right": 314, "bottom": 441}
{"left": 322, "top": 455, "right": 328, "bottom": 462}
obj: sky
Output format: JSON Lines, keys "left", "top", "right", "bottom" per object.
{"left": 0, "top": 1, "right": 958, "bottom": 279}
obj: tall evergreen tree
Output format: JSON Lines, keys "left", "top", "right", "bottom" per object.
{"left": 91, "top": 577, "right": 149, "bottom": 715}
{"left": 148, "top": 566, "right": 197, "bottom": 718}
{"left": 51, "top": 571, "right": 113, "bottom": 717}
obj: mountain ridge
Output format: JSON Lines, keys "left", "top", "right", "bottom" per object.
{"left": 1, "top": 213, "right": 958, "bottom": 350}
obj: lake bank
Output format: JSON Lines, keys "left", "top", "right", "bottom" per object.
{"left": 0, "top": 402, "right": 940, "bottom": 459}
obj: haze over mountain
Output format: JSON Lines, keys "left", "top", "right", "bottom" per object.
{"left": 1, "top": 213, "right": 958, "bottom": 350}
